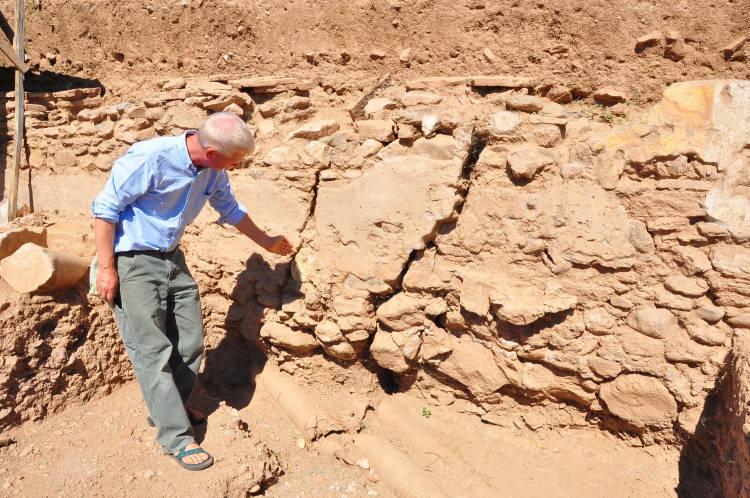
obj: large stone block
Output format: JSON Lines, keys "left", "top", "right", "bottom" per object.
{"left": 599, "top": 374, "right": 678, "bottom": 428}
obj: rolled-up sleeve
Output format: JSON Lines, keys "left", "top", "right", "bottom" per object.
{"left": 91, "top": 153, "right": 156, "bottom": 223}
{"left": 209, "top": 171, "right": 247, "bottom": 225}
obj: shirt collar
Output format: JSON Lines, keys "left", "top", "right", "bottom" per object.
{"left": 181, "top": 130, "right": 200, "bottom": 175}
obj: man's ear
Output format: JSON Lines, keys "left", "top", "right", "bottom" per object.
{"left": 204, "top": 147, "right": 218, "bottom": 160}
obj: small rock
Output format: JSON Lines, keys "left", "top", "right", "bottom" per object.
{"left": 287, "top": 120, "right": 340, "bottom": 141}
{"left": 411, "top": 135, "right": 461, "bottom": 160}
{"left": 665, "top": 31, "right": 682, "bottom": 43}
{"left": 364, "top": 97, "right": 398, "bottom": 115}
{"left": 678, "top": 406, "right": 703, "bottom": 436}
{"left": 610, "top": 296, "right": 634, "bottom": 310}
{"left": 355, "top": 120, "right": 395, "bottom": 142}
{"left": 559, "top": 161, "right": 585, "bottom": 179}
{"left": 522, "top": 412, "right": 546, "bottom": 430}
{"left": 397, "top": 123, "right": 418, "bottom": 140}
{"left": 664, "top": 41, "right": 687, "bottom": 62}
{"left": 143, "top": 470, "right": 155, "bottom": 480}
{"left": 697, "top": 304, "right": 725, "bottom": 324}
{"left": 727, "top": 314, "right": 750, "bottom": 329}
{"left": 526, "top": 124, "right": 562, "bottom": 148}
{"left": 584, "top": 307, "right": 616, "bottom": 335}
{"left": 314, "top": 320, "right": 344, "bottom": 345}
{"left": 720, "top": 36, "right": 747, "bottom": 60}
{"left": 324, "top": 341, "right": 357, "bottom": 361}
{"left": 401, "top": 91, "right": 442, "bottom": 106}
{"left": 489, "top": 111, "right": 521, "bottom": 135}
{"left": 260, "top": 322, "right": 319, "bottom": 353}
{"left": 664, "top": 275, "right": 709, "bottom": 297}
{"left": 399, "top": 48, "right": 412, "bottom": 65}
{"left": 546, "top": 84, "right": 573, "bottom": 104}
{"left": 257, "top": 118, "right": 275, "bottom": 136}
{"left": 476, "top": 147, "right": 506, "bottom": 169}
{"left": 599, "top": 375, "right": 677, "bottom": 428}
{"left": 223, "top": 103, "right": 244, "bottom": 116}
{"left": 54, "top": 150, "right": 77, "bottom": 169}
{"left": 626, "top": 306, "right": 677, "bottom": 339}
{"left": 296, "top": 438, "right": 306, "bottom": 449}
{"left": 506, "top": 94, "right": 545, "bottom": 112}
{"left": 356, "top": 459, "right": 370, "bottom": 470}
{"left": 685, "top": 320, "right": 727, "bottom": 346}
{"left": 483, "top": 47, "right": 496, "bottom": 62}
{"left": 370, "top": 50, "right": 387, "bottom": 60}
{"left": 588, "top": 356, "right": 622, "bottom": 379}
{"left": 162, "top": 77, "right": 187, "bottom": 91}
{"left": 635, "top": 31, "right": 662, "bottom": 51}
{"left": 592, "top": 87, "right": 628, "bottom": 105}
{"left": 695, "top": 222, "right": 730, "bottom": 238}
{"left": 655, "top": 288, "right": 694, "bottom": 311}
{"left": 481, "top": 411, "right": 512, "bottom": 427}
{"left": 506, "top": 144, "right": 557, "bottom": 181}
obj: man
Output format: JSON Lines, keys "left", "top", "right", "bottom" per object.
{"left": 91, "top": 112, "right": 292, "bottom": 471}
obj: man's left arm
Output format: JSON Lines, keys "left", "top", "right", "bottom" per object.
{"left": 234, "top": 215, "right": 292, "bottom": 255}
{"left": 209, "top": 173, "right": 292, "bottom": 256}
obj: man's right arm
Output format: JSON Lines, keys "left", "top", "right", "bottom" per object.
{"left": 94, "top": 218, "right": 118, "bottom": 304}
{"left": 91, "top": 152, "right": 156, "bottom": 304}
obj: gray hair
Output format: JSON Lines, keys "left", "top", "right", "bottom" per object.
{"left": 197, "top": 112, "right": 255, "bottom": 156}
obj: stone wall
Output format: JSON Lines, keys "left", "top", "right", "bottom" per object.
{"left": 0, "top": 76, "right": 260, "bottom": 178}
{"left": 252, "top": 79, "right": 750, "bottom": 443}
{"left": 3, "top": 76, "right": 750, "bottom": 444}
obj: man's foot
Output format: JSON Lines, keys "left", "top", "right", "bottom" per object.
{"left": 171, "top": 442, "right": 213, "bottom": 471}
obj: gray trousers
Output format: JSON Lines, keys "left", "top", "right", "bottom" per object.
{"left": 112, "top": 248, "right": 204, "bottom": 454}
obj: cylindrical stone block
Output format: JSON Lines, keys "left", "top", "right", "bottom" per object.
{"left": 0, "top": 242, "right": 89, "bottom": 293}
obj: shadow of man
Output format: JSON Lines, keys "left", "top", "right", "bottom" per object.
{"left": 195, "top": 252, "right": 301, "bottom": 438}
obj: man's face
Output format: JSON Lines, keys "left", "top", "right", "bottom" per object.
{"left": 204, "top": 147, "right": 250, "bottom": 170}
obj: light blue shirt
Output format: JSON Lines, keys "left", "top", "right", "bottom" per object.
{"left": 91, "top": 131, "right": 247, "bottom": 253}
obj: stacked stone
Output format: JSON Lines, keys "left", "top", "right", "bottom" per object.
{"left": 251, "top": 78, "right": 750, "bottom": 444}
{"left": 0, "top": 77, "right": 256, "bottom": 174}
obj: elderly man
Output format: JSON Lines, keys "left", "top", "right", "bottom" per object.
{"left": 91, "top": 112, "right": 291, "bottom": 470}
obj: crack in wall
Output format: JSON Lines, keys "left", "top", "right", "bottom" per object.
{"left": 281, "top": 167, "right": 324, "bottom": 294}
{"left": 390, "top": 128, "right": 486, "bottom": 295}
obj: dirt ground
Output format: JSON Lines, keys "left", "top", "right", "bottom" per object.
{"left": 0, "top": 370, "right": 680, "bottom": 498}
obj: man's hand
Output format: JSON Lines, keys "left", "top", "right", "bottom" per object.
{"left": 97, "top": 266, "right": 119, "bottom": 304}
{"left": 265, "top": 235, "right": 293, "bottom": 256}
{"left": 234, "top": 215, "right": 293, "bottom": 255}
{"left": 94, "top": 218, "right": 118, "bottom": 304}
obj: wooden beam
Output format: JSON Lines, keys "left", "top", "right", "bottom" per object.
{"left": 347, "top": 73, "right": 392, "bottom": 121}
{"left": 8, "top": 0, "right": 24, "bottom": 222}
{"left": 0, "top": 35, "right": 27, "bottom": 73}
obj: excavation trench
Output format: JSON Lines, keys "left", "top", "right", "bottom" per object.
{"left": 1, "top": 3, "right": 750, "bottom": 494}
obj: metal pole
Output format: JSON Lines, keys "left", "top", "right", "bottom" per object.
{"left": 8, "top": 0, "right": 24, "bottom": 221}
